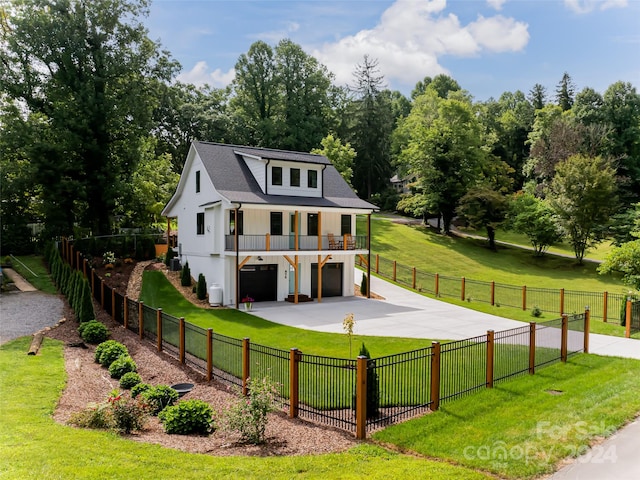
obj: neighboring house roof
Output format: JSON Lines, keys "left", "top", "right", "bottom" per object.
{"left": 165, "top": 141, "right": 377, "bottom": 213}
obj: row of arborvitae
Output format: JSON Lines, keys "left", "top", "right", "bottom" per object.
{"left": 45, "top": 243, "right": 95, "bottom": 324}
{"left": 70, "top": 339, "right": 277, "bottom": 442}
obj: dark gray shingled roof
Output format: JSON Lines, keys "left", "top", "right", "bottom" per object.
{"left": 194, "top": 141, "right": 377, "bottom": 211}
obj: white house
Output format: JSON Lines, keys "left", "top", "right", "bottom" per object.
{"left": 161, "top": 141, "right": 377, "bottom": 308}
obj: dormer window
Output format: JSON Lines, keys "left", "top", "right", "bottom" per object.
{"left": 290, "top": 168, "right": 300, "bottom": 187}
{"left": 272, "top": 166, "right": 282, "bottom": 186}
{"left": 308, "top": 170, "right": 318, "bottom": 188}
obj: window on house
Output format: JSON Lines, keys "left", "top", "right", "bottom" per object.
{"left": 272, "top": 166, "right": 282, "bottom": 186}
{"left": 308, "top": 170, "right": 318, "bottom": 188}
{"left": 270, "top": 212, "right": 283, "bottom": 236}
{"left": 230, "top": 210, "right": 243, "bottom": 235}
{"left": 308, "top": 213, "right": 318, "bottom": 236}
{"left": 341, "top": 214, "right": 352, "bottom": 235}
{"left": 195, "top": 170, "right": 201, "bottom": 193}
{"left": 196, "top": 212, "right": 205, "bottom": 235}
{"left": 290, "top": 168, "right": 300, "bottom": 187}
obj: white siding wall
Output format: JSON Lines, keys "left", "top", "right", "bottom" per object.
{"left": 267, "top": 160, "right": 322, "bottom": 198}
{"left": 241, "top": 155, "right": 267, "bottom": 193}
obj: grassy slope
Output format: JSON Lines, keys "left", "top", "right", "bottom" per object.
{"left": 11, "top": 255, "right": 57, "bottom": 294}
{"left": 0, "top": 337, "right": 491, "bottom": 480}
{"left": 374, "top": 353, "right": 640, "bottom": 479}
{"left": 362, "top": 216, "right": 625, "bottom": 292}
{"left": 140, "top": 270, "right": 436, "bottom": 358}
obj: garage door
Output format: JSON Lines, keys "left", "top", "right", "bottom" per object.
{"left": 240, "top": 264, "right": 277, "bottom": 302}
{"left": 311, "top": 263, "right": 343, "bottom": 299}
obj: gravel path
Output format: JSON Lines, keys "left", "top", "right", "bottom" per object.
{"left": 0, "top": 291, "right": 65, "bottom": 344}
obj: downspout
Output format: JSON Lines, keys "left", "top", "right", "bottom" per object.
{"left": 321, "top": 165, "right": 327, "bottom": 197}
{"left": 234, "top": 204, "right": 242, "bottom": 309}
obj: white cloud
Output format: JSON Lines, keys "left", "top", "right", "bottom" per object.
{"left": 177, "top": 61, "right": 236, "bottom": 88}
{"left": 311, "top": 0, "right": 529, "bottom": 89}
{"left": 487, "top": 0, "right": 508, "bottom": 10}
{"left": 564, "top": 0, "right": 628, "bottom": 14}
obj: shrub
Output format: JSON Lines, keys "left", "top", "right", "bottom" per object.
{"left": 140, "top": 385, "right": 179, "bottom": 415}
{"left": 95, "top": 340, "right": 128, "bottom": 367}
{"left": 360, "top": 273, "right": 368, "bottom": 296}
{"left": 164, "top": 247, "right": 176, "bottom": 267}
{"left": 108, "top": 391, "right": 149, "bottom": 434}
{"left": 108, "top": 355, "right": 137, "bottom": 379}
{"left": 119, "top": 372, "right": 142, "bottom": 389}
{"left": 68, "top": 401, "right": 113, "bottom": 430}
{"left": 79, "top": 320, "right": 109, "bottom": 344}
{"left": 159, "top": 399, "right": 214, "bottom": 435}
{"left": 620, "top": 294, "right": 639, "bottom": 326}
{"left": 77, "top": 280, "right": 95, "bottom": 323}
{"left": 223, "top": 376, "right": 277, "bottom": 444}
{"left": 196, "top": 273, "right": 207, "bottom": 300}
{"left": 181, "top": 261, "right": 192, "bottom": 286}
{"left": 531, "top": 305, "right": 543, "bottom": 318}
{"left": 131, "top": 382, "right": 152, "bottom": 398}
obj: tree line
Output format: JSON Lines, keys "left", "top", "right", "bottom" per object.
{"left": 1, "top": 0, "right": 639, "bottom": 288}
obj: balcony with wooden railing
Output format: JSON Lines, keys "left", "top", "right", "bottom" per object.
{"left": 224, "top": 234, "right": 367, "bottom": 252}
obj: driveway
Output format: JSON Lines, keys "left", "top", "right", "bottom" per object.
{"left": 0, "top": 291, "right": 64, "bottom": 345}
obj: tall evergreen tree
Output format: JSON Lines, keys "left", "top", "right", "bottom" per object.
{"left": 528, "top": 83, "right": 547, "bottom": 110}
{"left": 555, "top": 72, "right": 576, "bottom": 111}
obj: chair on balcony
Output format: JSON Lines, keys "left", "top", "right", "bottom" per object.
{"left": 345, "top": 234, "right": 356, "bottom": 250}
{"left": 328, "top": 233, "right": 341, "bottom": 250}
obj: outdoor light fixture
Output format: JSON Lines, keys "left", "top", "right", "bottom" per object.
{"left": 257, "top": 256, "right": 263, "bottom": 261}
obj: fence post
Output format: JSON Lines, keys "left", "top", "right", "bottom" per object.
{"left": 156, "top": 308, "right": 163, "bottom": 352}
{"left": 490, "top": 281, "right": 495, "bottom": 306}
{"left": 138, "top": 302, "right": 144, "bottom": 340}
{"left": 76, "top": 251, "right": 81, "bottom": 271}
{"left": 560, "top": 314, "right": 568, "bottom": 362}
{"left": 430, "top": 341, "right": 441, "bottom": 411}
{"left": 111, "top": 289, "right": 116, "bottom": 321}
{"left": 289, "top": 348, "right": 300, "bottom": 419}
{"left": 242, "top": 337, "right": 250, "bottom": 396}
{"left": 356, "top": 355, "right": 368, "bottom": 440}
{"left": 603, "top": 291, "right": 608, "bottom": 323}
{"left": 461, "top": 277, "right": 465, "bottom": 301}
{"left": 412, "top": 267, "right": 416, "bottom": 290}
{"left": 123, "top": 295, "right": 128, "bottom": 330}
{"left": 522, "top": 286, "right": 527, "bottom": 311}
{"left": 179, "top": 317, "right": 185, "bottom": 364}
{"left": 560, "top": 288, "right": 565, "bottom": 315}
{"left": 206, "top": 329, "right": 213, "bottom": 382}
{"left": 83, "top": 258, "right": 87, "bottom": 278}
{"left": 100, "top": 280, "right": 105, "bottom": 310}
{"left": 486, "top": 330, "right": 494, "bottom": 389}
{"left": 584, "top": 307, "right": 590, "bottom": 353}
{"left": 70, "top": 245, "right": 74, "bottom": 269}
{"left": 91, "top": 269, "right": 95, "bottom": 296}
{"left": 435, "top": 273, "right": 439, "bottom": 297}
{"left": 529, "top": 322, "right": 536, "bottom": 374}
{"left": 626, "top": 298, "right": 632, "bottom": 339}
{"left": 375, "top": 254, "right": 379, "bottom": 274}
{"left": 393, "top": 261, "right": 396, "bottom": 282}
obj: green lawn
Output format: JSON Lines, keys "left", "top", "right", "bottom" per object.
{"left": 9, "top": 255, "right": 57, "bottom": 294}
{"left": 0, "top": 337, "right": 493, "bottom": 480}
{"left": 374, "top": 353, "right": 640, "bottom": 479}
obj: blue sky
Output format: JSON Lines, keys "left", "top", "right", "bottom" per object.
{"left": 146, "top": 0, "right": 640, "bottom": 101}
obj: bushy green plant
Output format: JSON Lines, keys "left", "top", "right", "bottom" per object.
{"left": 181, "top": 261, "right": 192, "bottom": 287}
{"left": 108, "top": 391, "right": 149, "bottom": 434}
{"left": 108, "top": 355, "right": 137, "bottom": 379}
{"left": 140, "top": 385, "right": 179, "bottom": 415}
{"left": 223, "top": 376, "right": 277, "bottom": 444}
{"left": 159, "top": 399, "right": 214, "bottom": 435}
{"left": 119, "top": 372, "right": 142, "bottom": 389}
{"left": 164, "top": 247, "right": 176, "bottom": 267}
{"left": 95, "top": 340, "right": 128, "bottom": 367}
{"left": 68, "top": 401, "right": 113, "bottom": 430}
{"left": 196, "top": 273, "right": 207, "bottom": 300}
{"left": 131, "top": 382, "right": 152, "bottom": 398}
{"left": 78, "top": 320, "right": 109, "bottom": 344}
{"left": 531, "top": 305, "right": 543, "bottom": 318}
{"left": 77, "top": 280, "right": 95, "bottom": 323}
{"left": 360, "top": 273, "right": 368, "bottom": 296}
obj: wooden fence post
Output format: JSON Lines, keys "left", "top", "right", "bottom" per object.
{"left": 486, "top": 330, "right": 494, "bottom": 389}
{"left": 157, "top": 308, "right": 163, "bottom": 352}
{"left": 123, "top": 295, "right": 128, "bottom": 330}
{"left": 179, "top": 317, "right": 185, "bottom": 364}
{"left": 560, "top": 288, "right": 565, "bottom": 316}
{"left": 412, "top": 267, "right": 416, "bottom": 290}
{"left": 91, "top": 269, "right": 95, "bottom": 296}
{"left": 375, "top": 254, "right": 379, "bottom": 274}
{"left": 529, "top": 322, "right": 536, "bottom": 374}
{"left": 461, "top": 277, "right": 466, "bottom": 301}
{"left": 76, "top": 251, "right": 81, "bottom": 271}
{"left": 435, "top": 273, "right": 439, "bottom": 297}
{"left": 355, "top": 355, "right": 368, "bottom": 440}
{"left": 430, "top": 341, "right": 441, "bottom": 411}
{"left": 111, "top": 289, "right": 116, "bottom": 321}
{"left": 70, "top": 245, "right": 74, "bottom": 269}
{"left": 83, "top": 257, "right": 87, "bottom": 278}
{"left": 206, "top": 329, "right": 213, "bottom": 382}
{"left": 289, "top": 348, "right": 300, "bottom": 419}
{"left": 522, "top": 286, "right": 527, "bottom": 311}
{"left": 603, "top": 291, "right": 608, "bottom": 323}
{"left": 242, "top": 337, "right": 250, "bottom": 396}
{"left": 626, "top": 298, "right": 632, "bottom": 339}
{"left": 393, "top": 261, "right": 396, "bottom": 282}
{"left": 138, "top": 302, "right": 144, "bottom": 340}
{"left": 490, "top": 281, "right": 495, "bottom": 306}
{"left": 584, "top": 307, "right": 590, "bottom": 354}
{"left": 100, "top": 281, "right": 105, "bottom": 310}
{"left": 560, "top": 314, "right": 568, "bottom": 362}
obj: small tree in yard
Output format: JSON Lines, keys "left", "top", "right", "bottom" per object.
{"left": 181, "top": 262, "right": 191, "bottom": 287}
{"left": 77, "top": 280, "right": 95, "bottom": 323}
{"left": 360, "top": 273, "right": 368, "bottom": 296}
{"left": 196, "top": 273, "right": 207, "bottom": 300}
{"left": 457, "top": 187, "right": 508, "bottom": 251}
{"left": 342, "top": 313, "right": 355, "bottom": 358}
{"left": 506, "top": 192, "right": 563, "bottom": 257}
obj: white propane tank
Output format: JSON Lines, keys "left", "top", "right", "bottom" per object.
{"left": 209, "top": 284, "right": 223, "bottom": 306}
